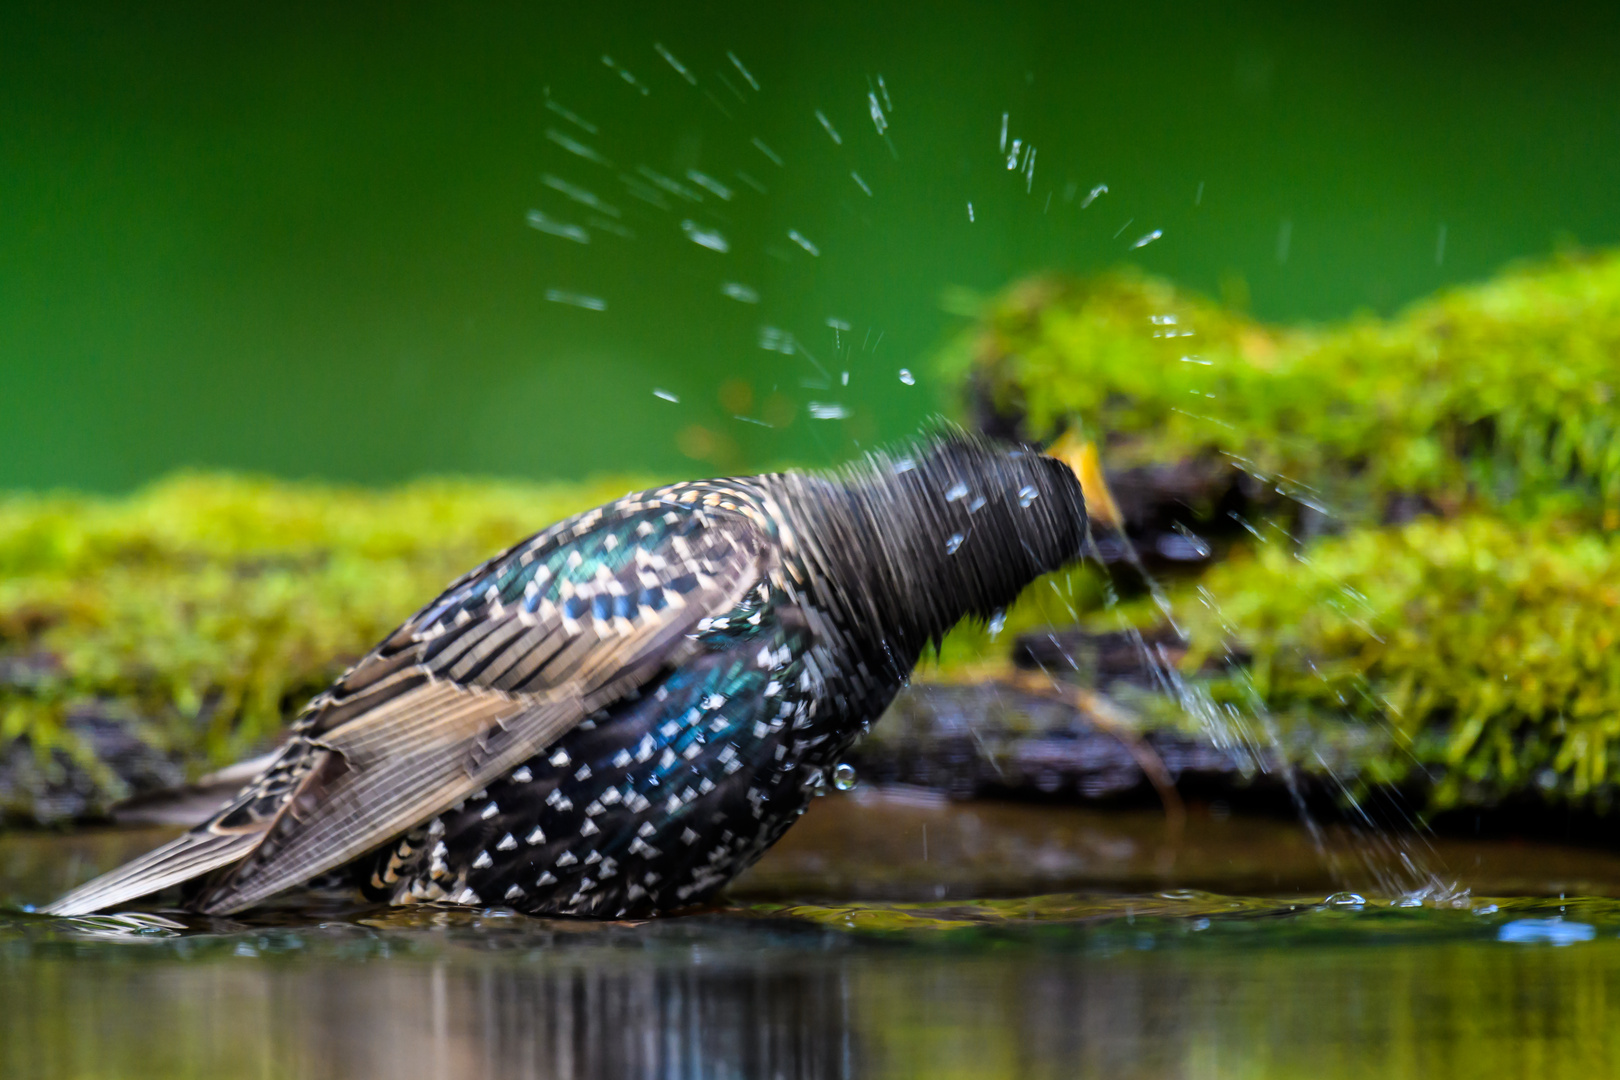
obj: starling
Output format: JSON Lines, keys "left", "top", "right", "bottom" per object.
{"left": 45, "top": 432, "right": 1087, "bottom": 918}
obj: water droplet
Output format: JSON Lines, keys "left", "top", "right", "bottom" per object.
{"left": 545, "top": 128, "right": 612, "bottom": 166}
{"left": 787, "top": 229, "right": 820, "bottom": 256}
{"left": 542, "top": 175, "right": 620, "bottom": 218}
{"left": 545, "top": 290, "right": 606, "bottom": 311}
{"left": 987, "top": 610, "right": 1006, "bottom": 638}
{"left": 685, "top": 170, "right": 734, "bottom": 201}
{"left": 758, "top": 327, "right": 794, "bottom": 354}
{"left": 751, "top": 137, "right": 784, "bottom": 167}
{"left": 681, "top": 220, "right": 730, "bottom": 253}
{"left": 526, "top": 209, "right": 590, "bottom": 244}
{"left": 832, "top": 762, "right": 858, "bottom": 791}
{"left": 867, "top": 93, "right": 887, "bottom": 135}
{"left": 727, "top": 51, "right": 760, "bottom": 91}
{"left": 808, "top": 402, "right": 848, "bottom": 420}
{"left": 945, "top": 532, "right": 966, "bottom": 554}
{"left": 1324, "top": 891, "right": 1366, "bottom": 909}
{"left": 1498, "top": 918, "right": 1595, "bottom": 945}
{"left": 898, "top": 368, "right": 915, "bottom": 385}
{"left": 652, "top": 389, "right": 679, "bottom": 403}
{"left": 814, "top": 109, "right": 843, "bottom": 145}
{"left": 945, "top": 482, "right": 969, "bottom": 502}
{"left": 721, "top": 282, "right": 759, "bottom": 304}
{"left": 1132, "top": 229, "right": 1163, "bottom": 249}
{"left": 1081, "top": 183, "right": 1108, "bottom": 208}
{"left": 1017, "top": 485, "right": 1040, "bottom": 507}
{"left": 966, "top": 201, "right": 975, "bottom": 223}
{"left": 652, "top": 43, "right": 696, "bottom": 85}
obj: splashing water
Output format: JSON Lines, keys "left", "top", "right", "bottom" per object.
{"left": 526, "top": 209, "right": 590, "bottom": 244}
{"left": 815, "top": 109, "right": 843, "bottom": 145}
{"left": 788, "top": 230, "right": 821, "bottom": 256}
{"left": 681, "top": 220, "right": 730, "bottom": 252}
{"left": 520, "top": 47, "right": 1463, "bottom": 911}
{"left": 544, "top": 290, "right": 606, "bottom": 310}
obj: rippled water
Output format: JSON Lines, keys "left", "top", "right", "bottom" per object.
{"left": 8, "top": 793, "right": 1620, "bottom": 1079}
{"left": 10, "top": 897, "right": 1620, "bottom": 1080}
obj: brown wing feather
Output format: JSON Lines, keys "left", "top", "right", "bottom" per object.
{"left": 191, "top": 496, "right": 769, "bottom": 913}
{"left": 40, "top": 832, "right": 262, "bottom": 917}
{"left": 45, "top": 488, "right": 773, "bottom": 916}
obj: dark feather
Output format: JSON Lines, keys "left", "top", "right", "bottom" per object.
{"left": 45, "top": 432, "right": 1087, "bottom": 918}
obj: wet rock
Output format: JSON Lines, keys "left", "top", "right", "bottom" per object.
{"left": 850, "top": 682, "right": 1283, "bottom": 806}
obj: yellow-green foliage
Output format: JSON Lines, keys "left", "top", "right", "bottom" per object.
{"left": 947, "top": 251, "right": 1620, "bottom": 808}
{"left": 952, "top": 252, "right": 1620, "bottom": 519}
{"left": 1177, "top": 516, "right": 1620, "bottom": 806}
{"left": 0, "top": 472, "right": 654, "bottom": 790}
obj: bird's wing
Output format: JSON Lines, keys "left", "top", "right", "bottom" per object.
{"left": 44, "top": 486, "right": 774, "bottom": 917}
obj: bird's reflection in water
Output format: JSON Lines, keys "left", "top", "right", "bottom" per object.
{"left": 278, "top": 958, "right": 855, "bottom": 1080}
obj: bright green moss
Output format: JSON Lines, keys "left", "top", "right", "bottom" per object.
{"left": 945, "top": 251, "right": 1620, "bottom": 810}
{"left": 0, "top": 471, "right": 655, "bottom": 804}
{"left": 1175, "top": 516, "right": 1620, "bottom": 808}
{"left": 950, "top": 252, "right": 1620, "bottom": 522}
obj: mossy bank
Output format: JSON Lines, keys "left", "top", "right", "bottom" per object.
{"left": 7, "top": 252, "right": 1620, "bottom": 825}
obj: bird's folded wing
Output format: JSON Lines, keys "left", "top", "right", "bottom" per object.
{"left": 45, "top": 492, "right": 772, "bottom": 917}
{"left": 39, "top": 831, "right": 263, "bottom": 917}
{"left": 190, "top": 497, "right": 772, "bottom": 914}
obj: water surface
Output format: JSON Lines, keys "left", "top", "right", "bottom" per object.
{"left": 8, "top": 793, "right": 1620, "bottom": 1079}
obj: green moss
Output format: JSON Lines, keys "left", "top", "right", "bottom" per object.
{"left": 0, "top": 471, "right": 655, "bottom": 807}
{"left": 1173, "top": 516, "right": 1620, "bottom": 807}
{"left": 952, "top": 252, "right": 1620, "bottom": 521}
{"left": 944, "top": 251, "right": 1620, "bottom": 812}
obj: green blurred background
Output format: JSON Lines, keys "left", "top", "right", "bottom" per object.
{"left": 4, "top": 0, "right": 1619, "bottom": 491}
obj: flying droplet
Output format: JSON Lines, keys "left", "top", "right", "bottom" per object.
{"left": 945, "top": 532, "right": 965, "bottom": 554}
{"left": 988, "top": 610, "right": 1007, "bottom": 638}
{"left": 681, "top": 220, "right": 730, "bottom": 253}
{"left": 832, "top": 762, "right": 858, "bottom": 791}
{"left": 652, "top": 389, "right": 679, "bottom": 403}
{"left": 814, "top": 109, "right": 843, "bottom": 145}
{"left": 545, "top": 290, "right": 606, "bottom": 311}
{"left": 1017, "top": 485, "right": 1039, "bottom": 507}
{"left": 788, "top": 229, "right": 820, "bottom": 256}
{"left": 898, "top": 368, "right": 915, "bottom": 385}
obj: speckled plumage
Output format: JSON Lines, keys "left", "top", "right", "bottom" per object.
{"left": 46, "top": 431, "right": 1087, "bottom": 918}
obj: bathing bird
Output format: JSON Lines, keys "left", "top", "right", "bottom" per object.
{"left": 45, "top": 431, "right": 1086, "bottom": 918}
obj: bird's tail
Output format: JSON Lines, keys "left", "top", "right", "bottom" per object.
{"left": 40, "top": 830, "right": 260, "bottom": 917}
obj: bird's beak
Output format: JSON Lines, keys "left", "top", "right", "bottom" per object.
{"left": 1047, "top": 430, "right": 1123, "bottom": 530}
